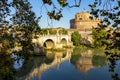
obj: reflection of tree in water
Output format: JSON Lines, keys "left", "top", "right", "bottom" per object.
{"left": 15, "top": 55, "right": 34, "bottom": 78}
{"left": 70, "top": 48, "right": 81, "bottom": 65}
{"left": 15, "top": 54, "right": 54, "bottom": 79}
{"left": 92, "top": 55, "right": 107, "bottom": 67}
{"left": 105, "top": 51, "right": 120, "bottom": 80}
{"left": 0, "top": 55, "right": 16, "bottom": 80}
{"left": 71, "top": 48, "right": 107, "bottom": 72}
{"left": 92, "top": 49, "right": 107, "bottom": 67}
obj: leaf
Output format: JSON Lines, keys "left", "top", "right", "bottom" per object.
{"left": 118, "top": 1, "right": 120, "bottom": 6}
{"left": 42, "top": 0, "right": 52, "bottom": 5}
{"left": 57, "top": 0, "right": 67, "bottom": 7}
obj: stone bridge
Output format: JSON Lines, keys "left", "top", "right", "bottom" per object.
{"left": 32, "top": 34, "right": 73, "bottom": 49}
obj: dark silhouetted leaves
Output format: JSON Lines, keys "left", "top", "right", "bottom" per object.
{"left": 47, "top": 10, "right": 63, "bottom": 20}
{"left": 57, "top": 0, "right": 68, "bottom": 7}
{"left": 42, "top": 0, "right": 52, "bottom": 5}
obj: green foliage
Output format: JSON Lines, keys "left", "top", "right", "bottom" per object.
{"left": 39, "top": 28, "right": 48, "bottom": 35}
{"left": 70, "top": 48, "right": 81, "bottom": 65}
{"left": 18, "top": 27, "right": 33, "bottom": 53}
{"left": 0, "top": 28, "right": 15, "bottom": 55}
{"left": 0, "top": 0, "right": 11, "bottom": 26}
{"left": 0, "top": 56, "right": 16, "bottom": 80}
{"left": 59, "top": 29, "right": 68, "bottom": 34}
{"left": 17, "top": 26, "right": 26, "bottom": 31}
{"left": 117, "top": 28, "right": 120, "bottom": 31}
{"left": 105, "top": 51, "right": 120, "bottom": 80}
{"left": 111, "top": 29, "right": 120, "bottom": 50}
{"left": 11, "top": 0, "right": 39, "bottom": 27}
{"left": 92, "top": 55, "right": 107, "bottom": 67}
{"left": 39, "top": 28, "right": 68, "bottom": 35}
{"left": 92, "top": 28, "right": 109, "bottom": 48}
{"left": 3, "top": 26, "right": 38, "bottom": 54}
{"left": 71, "top": 31, "right": 82, "bottom": 46}
{"left": 49, "top": 29, "right": 57, "bottom": 34}
{"left": 90, "top": 2, "right": 120, "bottom": 77}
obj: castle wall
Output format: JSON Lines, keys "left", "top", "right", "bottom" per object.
{"left": 70, "top": 11, "right": 101, "bottom": 30}
{"left": 69, "top": 11, "right": 102, "bottom": 45}
{"left": 70, "top": 19, "right": 75, "bottom": 29}
{"left": 75, "top": 21, "right": 100, "bottom": 31}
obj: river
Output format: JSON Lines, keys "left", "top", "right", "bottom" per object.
{"left": 0, "top": 48, "right": 120, "bottom": 80}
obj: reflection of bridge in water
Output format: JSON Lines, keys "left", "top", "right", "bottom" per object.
{"left": 17, "top": 49, "right": 72, "bottom": 80}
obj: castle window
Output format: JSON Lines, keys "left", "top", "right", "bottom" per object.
{"left": 79, "top": 18, "right": 82, "bottom": 20}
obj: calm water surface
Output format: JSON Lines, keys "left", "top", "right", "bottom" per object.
{"left": 14, "top": 48, "right": 120, "bottom": 80}
{"left": 14, "top": 49, "right": 120, "bottom": 80}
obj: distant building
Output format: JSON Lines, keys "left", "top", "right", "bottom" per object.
{"left": 70, "top": 11, "right": 102, "bottom": 31}
{"left": 68, "top": 11, "right": 103, "bottom": 45}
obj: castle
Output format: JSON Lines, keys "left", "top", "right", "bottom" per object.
{"left": 70, "top": 11, "right": 101, "bottom": 31}
{"left": 68, "top": 11, "right": 102, "bottom": 44}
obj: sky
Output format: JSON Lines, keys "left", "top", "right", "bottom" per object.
{"left": 29, "top": 0, "right": 95, "bottom": 29}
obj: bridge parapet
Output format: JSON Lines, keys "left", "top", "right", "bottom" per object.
{"left": 32, "top": 34, "right": 73, "bottom": 49}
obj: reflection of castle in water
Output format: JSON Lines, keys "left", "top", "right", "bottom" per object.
{"left": 17, "top": 49, "right": 72, "bottom": 80}
{"left": 76, "top": 50, "right": 93, "bottom": 72}
{"left": 17, "top": 49, "right": 106, "bottom": 80}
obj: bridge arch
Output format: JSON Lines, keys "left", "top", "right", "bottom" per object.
{"left": 43, "top": 39, "right": 54, "bottom": 48}
{"left": 61, "top": 38, "right": 67, "bottom": 46}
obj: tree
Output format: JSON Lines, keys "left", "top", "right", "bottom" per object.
{"left": 0, "top": 27, "right": 14, "bottom": 55}
{"left": 89, "top": 1, "right": 120, "bottom": 79}
{"left": 0, "top": 0, "right": 120, "bottom": 80}
{"left": 0, "top": 56, "right": 16, "bottom": 80}
{"left": 89, "top": 0, "right": 120, "bottom": 28}
{"left": 0, "top": 0, "right": 119, "bottom": 23}
{"left": 41, "top": 0, "right": 81, "bottom": 20}
{"left": 111, "top": 28, "right": 120, "bottom": 50}
{"left": 0, "top": 0, "right": 11, "bottom": 27}
{"left": 71, "top": 31, "right": 82, "bottom": 46}
{"left": 92, "top": 28, "right": 109, "bottom": 48}
{"left": 11, "top": 0, "right": 39, "bottom": 27}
